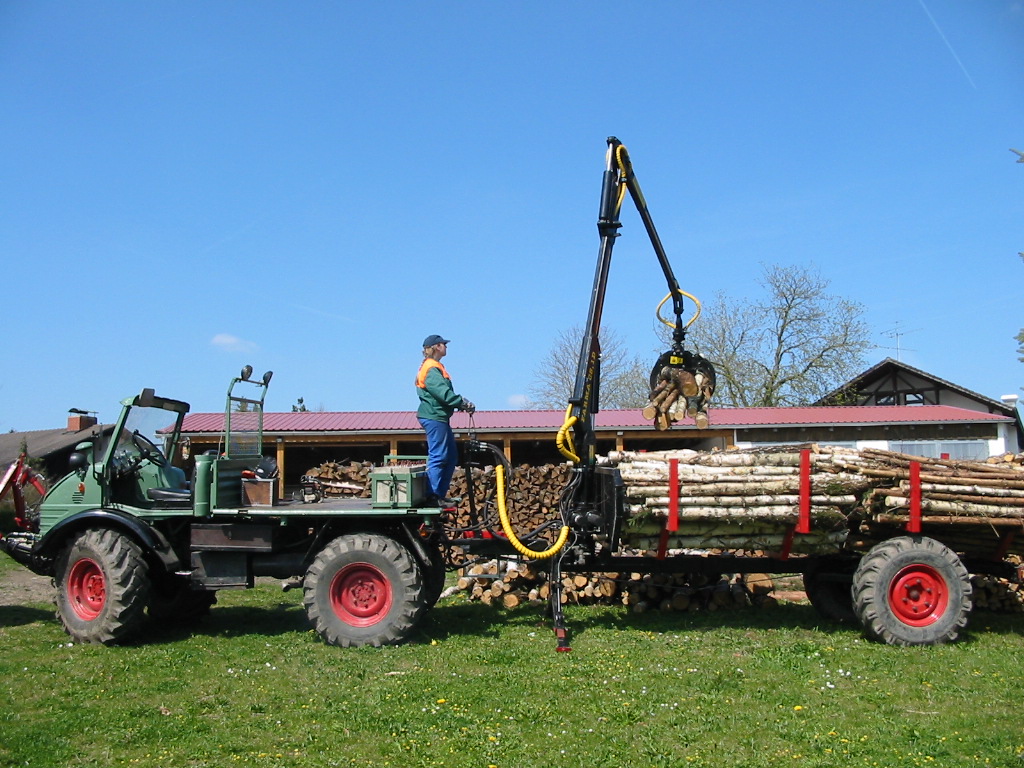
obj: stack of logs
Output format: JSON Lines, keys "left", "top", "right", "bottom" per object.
{"left": 603, "top": 446, "right": 1024, "bottom": 558}
{"left": 455, "top": 559, "right": 778, "bottom": 613}
{"left": 302, "top": 460, "right": 374, "bottom": 496}
{"left": 971, "top": 566, "right": 1024, "bottom": 613}
{"left": 301, "top": 459, "right": 569, "bottom": 535}
{"left": 606, "top": 446, "right": 870, "bottom": 555}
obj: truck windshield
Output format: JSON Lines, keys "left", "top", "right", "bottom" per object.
{"left": 112, "top": 406, "right": 181, "bottom": 465}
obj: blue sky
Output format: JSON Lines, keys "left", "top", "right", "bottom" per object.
{"left": 2, "top": 1, "right": 1022, "bottom": 432}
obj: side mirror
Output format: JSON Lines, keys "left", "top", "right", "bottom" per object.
{"left": 68, "top": 452, "right": 88, "bottom": 472}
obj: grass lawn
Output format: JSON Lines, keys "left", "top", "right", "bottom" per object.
{"left": 1, "top": 571, "right": 1022, "bottom": 768}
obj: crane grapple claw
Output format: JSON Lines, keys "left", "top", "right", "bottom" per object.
{"left": 643, "top": 351, "right": 716, "bottom": 431}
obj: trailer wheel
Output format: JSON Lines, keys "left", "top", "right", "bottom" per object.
{"left": 804, "top": 563, "right": 856, "bottom": 623}
{"left": 852, "top": 536, "right": 972, "bottom": 646}
{"left": 303, "top": 533, "right": 425, "bottom": 647}
{"left": 55, "top": 528, "right": 151, "bottom": 645}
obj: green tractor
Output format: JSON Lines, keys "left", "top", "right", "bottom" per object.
{"left": 1, "top": 367, "right": 447, "bottom": 647}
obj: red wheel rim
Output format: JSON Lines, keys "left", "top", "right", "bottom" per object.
{"left": 888, "top": 564, "right": 949, "bottom": 626}
{"left": 329, "top": 563, "right": 392, "bottom": 627}
{"left": 67, "top": 558, "right": 106, "bottom": 621}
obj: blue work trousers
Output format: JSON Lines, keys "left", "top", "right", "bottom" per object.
{"left": 418, "top": 417, "right": 457, "bottom": 499}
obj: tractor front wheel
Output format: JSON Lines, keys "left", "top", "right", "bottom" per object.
{"left": 303, "top": 533, "right": 425, "bottom": 647}
{"left": 55, "top": 528, "right": 151, "bottom": 645}
{"left": 852, "top": 535, "right": 972, "bottom": 646}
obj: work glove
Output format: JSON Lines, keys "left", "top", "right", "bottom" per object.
{"left": 460, "top": 399, "right": 476, "bottom": 414}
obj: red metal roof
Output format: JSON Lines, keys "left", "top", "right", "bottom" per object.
{"left": 179, "top": 405, "right": 1010, "bottom": 435}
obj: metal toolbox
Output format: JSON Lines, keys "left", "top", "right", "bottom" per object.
{"left": 371, "top": 463, "right": 428, "bottom": 508}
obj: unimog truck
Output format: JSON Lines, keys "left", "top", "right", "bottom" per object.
{"left": 1, "top": 367, "right": 449, "bottom": 647}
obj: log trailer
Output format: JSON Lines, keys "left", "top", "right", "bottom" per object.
{"left": 2, "top": 138, "right": 1020, "bottom": 650}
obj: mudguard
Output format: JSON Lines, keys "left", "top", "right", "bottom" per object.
{"left": 35, "top": 508, "right": 182, "bottom": 572}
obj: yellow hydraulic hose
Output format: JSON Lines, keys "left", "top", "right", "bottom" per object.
{"left": 656, "top": 288, "right": 702, "bottom": 330}
{"left": 495, "top": 463, "right": 570, "bottom": 560}
{"left": 555, "top": 405, "right": 580, "bottom": 463}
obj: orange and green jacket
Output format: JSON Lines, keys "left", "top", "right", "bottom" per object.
{"left": 415, "top": 359, "right": 466, "bottom": 422}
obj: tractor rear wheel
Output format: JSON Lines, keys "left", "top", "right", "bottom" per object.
{"left": 303, "top": 533, "right": 425, "bottom": 647}
{"left": 55, "top": 528, "right": 151, "bottom": 645}
{"left": 852, "top": 535, "right": 972, "bottom": 646}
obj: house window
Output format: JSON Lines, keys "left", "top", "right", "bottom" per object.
{"left": 889, "top": 440, "right": 988, "bottom": 461}
{"left": 904, "top": 392, "right": 925, "bottom": 406}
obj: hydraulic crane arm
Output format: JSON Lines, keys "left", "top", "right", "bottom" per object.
{"left": 559, "top": 136, "right": 705, "bottom": 466}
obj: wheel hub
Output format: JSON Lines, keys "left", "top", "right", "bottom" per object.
{"left": 67, "top": 558, "right": 106, "bottom": 621}
{"left": 330, "top": 564, "right": 392, "bottom": 627}
{"left": 888, "top": 564, "right": 948, "bottom": 626}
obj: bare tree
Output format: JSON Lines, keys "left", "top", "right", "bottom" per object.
{"left": 527, "top": 325, "right": 650, "bottom": 409}
{"left": 683, "top": 264, "right": 871, "bottom": 407}
{"left": 1018, "top": 254, "right": 1024, "bottom": 372}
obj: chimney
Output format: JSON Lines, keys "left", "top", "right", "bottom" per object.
{"left": 67, "top": 414, "right": 98, "bottom": 432}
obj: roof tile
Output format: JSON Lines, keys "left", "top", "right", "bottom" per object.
{"left": 180, "top": 405, "right": 1010, "bottom": 435}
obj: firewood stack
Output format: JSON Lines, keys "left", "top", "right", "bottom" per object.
{"left": 971, "top": 555, "right": 1024, "bottom": 614}
{"left": 603, "top": 446, "right": 872, "bottom": 555}
{"left": 454, "top": 558, "right": 779, "bottom": 611}
{"left": 826, "top": 448, "right": 1024, "bottom": 557}
{"left": 602, "top": 446, "right": 1024, "bottom": 558}
{"left": 300, "top": 460, "right": 570, "bottom": 536}
{"left": 303, "top": 460, "right": 374, "bottom": 496}
{"left": 447, "top": 463, "right": 571, "bottom": 535}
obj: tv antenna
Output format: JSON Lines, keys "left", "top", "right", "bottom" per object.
{"left": 878, "top": 323, "right": 920, "bottom": 360}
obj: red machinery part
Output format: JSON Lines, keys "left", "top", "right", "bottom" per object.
{"left": 0, "top": 455, "right": 46, "bottom": 531}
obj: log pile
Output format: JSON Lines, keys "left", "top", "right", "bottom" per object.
{"left": 302, "top": 460, "right": 374, "bottom": 496}
{"left": 603, "top": 445, "right": 871, "bottom": 555}
{"left": 447, "top": 463, "right": 571, "bottom": 535}
{"left": 454, "top": 558, "right": 780, "bottom": 611}
{"left": 602, "top": 446, "right": 1024, "bottom": 558}
{"left": 971, "top": 573, "right": 1024, "bottom": 613}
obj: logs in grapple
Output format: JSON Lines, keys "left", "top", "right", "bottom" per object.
{"left": 642, "top": 352, "right": 716, "bottom": 430}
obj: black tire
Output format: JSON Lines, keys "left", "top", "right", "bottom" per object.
{"left": 149, "top": 575, "right": 217, "bottom": 624}
{"left": 852, "top": 535, "right": 972, "bottom": 646}
{"left": 55, "top": 528, "right": 151, "bottom": 645}
{"left": 804, "top": 564, "right": 856, "bottom": 623}
{"left": 303, "top": 533, "right": 425, "bottom": 648}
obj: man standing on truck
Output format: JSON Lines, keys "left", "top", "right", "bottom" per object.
{"left": 416, "top": 334, "right": 475, "bottom": 506}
